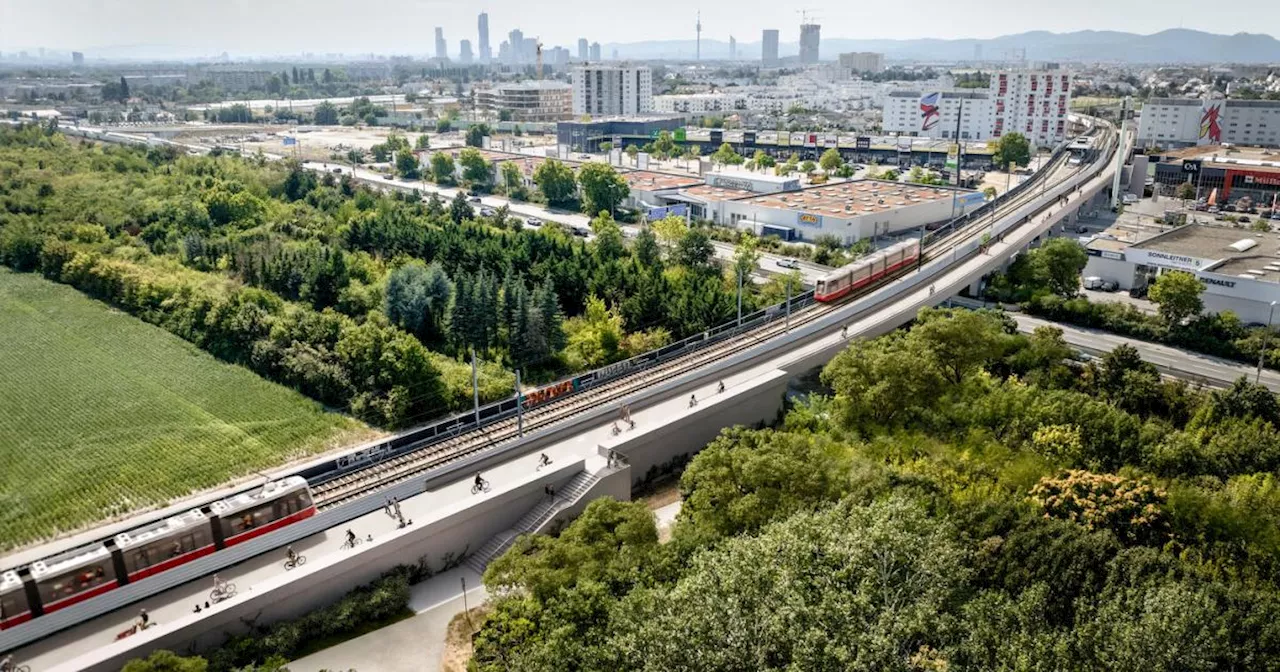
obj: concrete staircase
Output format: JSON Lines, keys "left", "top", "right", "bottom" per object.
{"left": 464, "top": 469, "right": 601, "bottom": 574}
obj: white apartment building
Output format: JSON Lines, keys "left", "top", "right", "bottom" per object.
{"left": 572, "top": 64, "right": 653, "bottom": 116}
{"left": 1137, "top": 98, "right": 1280, "bottom": 148}
{"left": 882, "top": 69, "right": 1072, "bottom": 147}
{"left": 884, "top": 91, "right": 996, "bottom": 141}
{"left": 838, "top": 52, "right": 885, "bottom": 73}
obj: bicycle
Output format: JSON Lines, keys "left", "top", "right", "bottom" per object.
{"left": 284, "top": 554, "right": 307, "bottom": 570}
{"left": 340, "top": 536, "right": 362, "bottom": 550}
{"left": 210, "top": 582, "right": 237, "bottom": 603}
{"left": 471, "top": 479, "right": 491, "bottom": 494}
{"left": 536, "top": 454, "right": 553, "bottom": 471}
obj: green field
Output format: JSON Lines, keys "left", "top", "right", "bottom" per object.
{"left": 0, "top": 269, "right": 375, "bottom": 551}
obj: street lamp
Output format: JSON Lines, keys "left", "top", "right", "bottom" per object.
{"left": 1259, "top": 300, "right": 1278, "bottom": 384}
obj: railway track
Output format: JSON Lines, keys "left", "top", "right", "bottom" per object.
{"left": 313, "top": 144, "right": 1102, "bottom": 509}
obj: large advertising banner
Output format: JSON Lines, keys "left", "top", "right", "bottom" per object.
{"left": 920, "top": 92, "right": 942, "bottom": 131}
{"left": 1198, "top": 102, "right": 1223, "bottom": 145}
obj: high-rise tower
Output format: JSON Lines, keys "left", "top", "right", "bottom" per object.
{"left": 696, "top": 11, "right": 702, "bottom": 61}
{"left": 478, "top": 12, "right": 491, "bottom": 64}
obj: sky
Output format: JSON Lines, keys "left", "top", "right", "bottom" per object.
{"left": 0, "top": 0, "right": 1276, "bottom": 58}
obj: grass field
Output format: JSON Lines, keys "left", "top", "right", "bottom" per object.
{"left": 0, "top": 269, "right": 376, "bottom": 552}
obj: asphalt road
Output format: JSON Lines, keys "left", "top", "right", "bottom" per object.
{"left": 952, "top": 298, "right": 1280, "bottom": 392}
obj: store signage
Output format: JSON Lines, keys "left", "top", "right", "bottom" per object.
{"left": 1101, "top": 250, "right": 1125, "bottom": 261}
{"left": 1129, "top": 248, "right": 1205, "bottom": 271}
{"left": 856, "top": 137, "right": 871, "bottom": 150}
{"left": 1202, "top": 276, "right": 1236, "bottom": 289}
{"left": 797, "top": 212, "right": 823, "bottom": 228}
{"left": 1182, "top": 160, "right": 1201, "bottom": 174}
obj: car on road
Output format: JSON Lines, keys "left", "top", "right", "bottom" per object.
{"left": 526, "top": 217, "right": 543, "bottom": 227}
{"left": 331, "top": 167, "right": 343, "bottom": 173}
{"left": 467, "top": 196, "right": 482, "bottom": 204}
{"left": 578, "top": 154, "right": 592, "bottom": 160}
{"left": 776, "top": 258, "right": 801, "bottom": 270}
{"left": 571, "top": 227, "right": 590, "bottom": 238}
{"left": 480, "top": 207, "right": 496, "bottom": 217}
{"left": 382, "top": 174, "right": 394, "bottom": 181}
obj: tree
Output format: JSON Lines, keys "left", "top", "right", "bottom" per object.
{"left": 122, "top": 650, "right": 207, "bottom": 672}
{"left": 652, "top": 214, "right": 688, "bottom": 250}
{"left": 499, "top": 161, "right": 523, "bottom": 198}
{"left": 819, "top": 147, "right": 844, "bottom": 174}
{"left": 576, "top": 162, "right": 629, "bottom": 216}
{"left": 732, "top": 233, "right": 761, "bottom": 284}
{"left": 414, "top": 133, "right": 431, "bottom": 150}
{"left": 458, "top": 147, "right": 492, "bottom": 186}
{"left": 1033, "top": 237, "right": 1089, "bottom": 297}
{"left": 533, "top": 158, "right": 577, "bottom": 206}
{"left": 590, "top": 211, "right": 625, "bottom": 261}
{"left": 983, "top": 186, "right": 998, "bottom": 200}
{"left": 384, "top": 261, "right": 453, "bottom": 343}
{"left": 435, "top": 117, "right": 452, "bottom": 133}
{"left": 449, "top": 191, "right": 474, "bottom": 223}
{"left": 313, "top": 101, "right": 339, "bottom": 125}
{"left": 466, "top": 123, "right": 491, "bottom": 147}
{"left": 614, "top": 498, "right": 968, "bottom": 672}
{"left": 429, "top": 151, "right": 456, "bottom": 184}
{"left": 394, "top": 150, "right": 420, "bottom": 179}
{"left": 653, "top": 130, "right": 677, "bottom": 159}
{"left": 752, "top": 149, "right": 776, "bottom": 171}
{"left": 1175, "top": 181, "right": 1198, "bottom": 201}
{"left": 599, "top": 141, "right": 613, "bottom": 153}
{"left": 909, "top": 307, "right": 1016, "bottom": 386}
{"left": 1148, "top": 270, "right": 1204, "bottom": 325}
{"left": 625, "top": 144, "right": 639, "bottom": 163}
{"left": 1030, "top": 470, "right": 1169, "bottom": 545}
{"left": 118, "top": 76, "right": 130, "bottom": 102}
{"left": 992, "top": 131, "right": 1032, "bottom": 169}
{"left": 675, "top": 228, "right": 716, "bottom": 274}
{"left": 711, "top": 142, "right": 743, "bottom": 166}
{"left": 800, "top": 159, "right": 816, "bottom": 174}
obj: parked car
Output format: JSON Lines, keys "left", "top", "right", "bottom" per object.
{"left": 1122, "top": 193, "right": 1140, "bottom": 205}
{"left": 1083, "top": 276, "right": 1116, "bottom": 291}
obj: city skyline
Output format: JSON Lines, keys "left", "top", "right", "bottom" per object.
{"left": 0, "top": 0, "right": 1275, "bottom": 57}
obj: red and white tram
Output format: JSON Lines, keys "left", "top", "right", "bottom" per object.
{"left": 814, "top": 239, "right": 921, "bottom": 303}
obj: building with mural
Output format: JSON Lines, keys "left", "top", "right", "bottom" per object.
{"left": 882, "top": 69, "right": 1072, "bottom": 147}
{"left": 1138, "top": 98, "right": 1280, "bottom": 149}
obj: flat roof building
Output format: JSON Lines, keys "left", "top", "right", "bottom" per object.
{"left": 1084, "top": 223, "right": 1280, "bottom": 324}
{"left": 1138, "top": 98, "right": 1280, "bottom": 149}
{"left": 762, "top": 29, "right": 780, "bottom": 67}
{"left": 477, "top": 81, "right": 572, "bottom": 122}
{"left": 573, "top": 64, "right": 652, "bottom": 117}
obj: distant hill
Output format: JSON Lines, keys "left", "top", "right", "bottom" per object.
{"left": 608, "top": 29, "right": 1280, "bottom": 64}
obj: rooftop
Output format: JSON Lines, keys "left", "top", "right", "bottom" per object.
{"left": 740, "top": 179, "right": 957, "bottom": 216}
{"left": 680, "top": 184, "right": 758, "bottom": 202}
{"left": 486, "top": 80, "right": 571, "bottom": 92}
{"left": 1162, "top": 144, "right": 1280, "bottom": 163}
{"left": 621, "top": 170, "right": 704, "bottom": 191}
{"left": 1136, "top": 224, "right": 1280, "bottom": 282}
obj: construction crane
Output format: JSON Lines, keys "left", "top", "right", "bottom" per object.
{"left": 536, "top": 40, "right": 544, "bottom": 80}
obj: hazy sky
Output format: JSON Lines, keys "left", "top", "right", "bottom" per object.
{"left": 0, "top": 0, "right": 1275, "bottom": 56}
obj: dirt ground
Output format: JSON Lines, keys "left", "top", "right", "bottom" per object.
{"left": 638, "top": 481, "right": 682, "bottom": 509}
{"left": 174, "top": 125, "right": 461, "bottom": 162}
{"left": 441, "top": 605, "right": 489, "bottom": 672}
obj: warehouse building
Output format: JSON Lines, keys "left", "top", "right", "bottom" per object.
{"left": 556, "top": 115, "right": 683, "bottom": 153}
{"left": 715, "top": 180, "right": 983, "bottom": 244}
{"left": 883, "top": 69, "right": 1072, "bottom": 147}
{"left": 1084, "top": 224, "right": 1280, "bottom": 325}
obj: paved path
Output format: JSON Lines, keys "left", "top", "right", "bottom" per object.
{"left": 287, "top": 567, "right": 486, "bottom": 672}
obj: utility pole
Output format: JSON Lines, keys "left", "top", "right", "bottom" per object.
{"left": 515, "top": 369, "right": 524, "bottom": 436}
{"left": 736, "top": 266, "right": 744, "bottom": 327}
{"left": 784, "top": 275, "right": 792, "bottom": 332}
{"left": 471, "top": 347, "right": 480, "bottom": 425}
{"left": 949, "top": 97, "right": 964, "bottom": 222}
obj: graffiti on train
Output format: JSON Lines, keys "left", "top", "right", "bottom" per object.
{"left": 523, "top": 379, "right": 578, "bottom": 408}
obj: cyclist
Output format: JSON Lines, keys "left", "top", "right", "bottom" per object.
{"left": 841, "top": 325, "right": 848, "bottom": 339}
{"left": 345, "top": 529, "right": 358, "bottom": 548}
{"left": 474, "top": 472, "right": 485, "bottom": 490}
{"left": 137, "top": 608, "right": 150, "bottom": 630}
{"left": 611, "top": 421, "right": 622, "bottom": 435}
{"left": 286, "top": 545, "right": 298, "bottom": 565}
{"left": 717, "top": 380, "right": 725, "bottom": 394}
{"left": 929, "top": 284, "right": 935, "bottom": 296}
{"left": 1, "top": 654, "right": 13, "bottom": 672}
{"left": 537, "top": 453, "right": 552, "bottom": 468}
{"left": 689, "top": 393, "right": 697, "bottom": 407}
{"left": 212, "top": 574, "right": 225, "bottom": 594}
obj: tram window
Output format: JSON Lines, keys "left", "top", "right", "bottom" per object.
{"left": 1, "top": 589, "right": 30, "bottom": 619}
{"left": 127, "top": 529, "right": 210, "bottom": 572}
{"left": 37, "top": 563, "right": 116, "bottom": 604}
{"left": 278, "top": 490, "right": 312, "bottom": 517}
